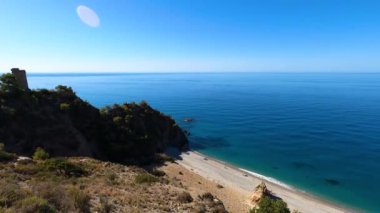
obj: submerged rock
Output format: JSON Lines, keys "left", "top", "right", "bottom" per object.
{"left": 324, "top": 178, "right": 340, "bottom": 186}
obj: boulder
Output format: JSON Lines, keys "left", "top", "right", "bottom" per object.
{"left": 17, "top": 156, "right": 33, "bottom": 164}
{"left": 250, "top": 181, "right": 268, "bottom": 204}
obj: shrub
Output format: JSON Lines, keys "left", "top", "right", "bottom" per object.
{"left": 139, "top": 100, "right": 149, "bottom": 108}
{"left": 14, "top": 163, "right": 40, "bottom": 175}
{"left": 249, "top": 195, "right": 290, "bottom": 213}
{"left": 59, "top": 103, "right": 71, "bottom": 111}
{"left": 33, "top": 147, "right": 50, "bottom": 160}
{"left": 154, "top": 154, "right": 175, "bottom": 164}
{"left": 177, "top": 192, "right": 193, "bottom": 203}
{"left": 150, "top": 169, "right": 166, "bottom": 177}
{"left": 199, "top": 192, "right": 214, "bottom": 201}
{"left": 43, "top": 158, "right": 86, "bottom": 177}
{"left": 13, "top": 196, "right": 55, "bottom": 213}
{"left": 32, "top": 182, "right": 73, "bottom": 211}
{"left": 0, "top": 181, "right": 24, "bottom": 207}
{"left": 0, "top": 150, "right": 15, "bottom": 162}
{"left": 212, "top": 204, "right": 227, "bottom": 213}
{"left": 0, "top": 143, "right": 15, "bottom": 162}
{"left": 134, "top": 173, "right": 158, "bottom": 184}
{"left": 106, "top": 172, "right": 118, "bottom": 185}
{"left": 112, "top": 116, "right": 123, "bottom": 125}
{"left": 193, "top": 203, "right": 206, "bottom": 213}
{"left": 67, "top": 187, "right": 91, "bottom": 213}
{"left": 98, "top": 196, "right": 113, "bottom": 213}
{"left": 0, "top": 73, "right": 23, "bottom": 96}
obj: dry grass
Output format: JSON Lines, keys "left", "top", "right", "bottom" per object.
{"left": 0, "top": 156, "right": 230, "bottom": 212}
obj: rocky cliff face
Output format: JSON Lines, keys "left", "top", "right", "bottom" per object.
{"left": 0, "top": 74, "right": 188, "bottom": 164}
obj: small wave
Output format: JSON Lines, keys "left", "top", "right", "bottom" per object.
{"left": 239, "top": 168, "right": 293, "bottom": 190}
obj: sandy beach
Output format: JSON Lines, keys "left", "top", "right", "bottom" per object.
{"left": 162, "top": 149, "right": 353, "bottom": 213}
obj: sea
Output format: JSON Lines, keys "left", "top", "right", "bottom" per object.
{"left": 28, "top": 72, "right": 380, "bottom": 212}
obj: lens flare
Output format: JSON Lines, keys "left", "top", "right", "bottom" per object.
{"left": 76, "top": 5, "right": 100, "bottom": 28}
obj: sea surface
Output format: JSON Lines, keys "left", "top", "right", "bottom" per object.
{"left": 28, "top": 72, "right": 380, "bottom": 212}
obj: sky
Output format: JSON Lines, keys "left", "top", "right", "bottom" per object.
{"left": 1, "top": 0, "right": 380, "bottom": 73}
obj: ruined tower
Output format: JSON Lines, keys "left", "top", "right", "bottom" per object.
{"left": 11, "top": 68, "right": 29, "bottom": 90}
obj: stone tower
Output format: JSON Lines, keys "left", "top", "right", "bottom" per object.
{"left": 11, "top": 68, "right": 29, "bottom": 90}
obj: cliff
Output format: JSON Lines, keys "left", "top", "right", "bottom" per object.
{"left": 0, "top": 73, "right": 188, "bottom": 164}
{"left": 0, "top": 72, "right": 230, "bottom": 213}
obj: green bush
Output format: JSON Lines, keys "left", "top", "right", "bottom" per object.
{"left": 0, "top": 73, "right": 23, "bottom": 96}
{"left": 0, "top": 143, "right": 15, "bottom": 162}
{"left": 0, "top": 150, "right": 15, "bottom": 162}
{"left": 59, "top": 103, "right": 71, "bottom": 111}
{"left": 33, "top": 147, "right": 50, "bottom": 160}
{"left": 43, "top": 158, "right": 86, "bottom": 177}
{"left": 249, "top": 195, "right": 290, "bottom": 213}
{"left": 134, "top": 173, "right": 158, "bottom": 184}
{"left": 13, "top": 196, "right": 56, "bottom": 213}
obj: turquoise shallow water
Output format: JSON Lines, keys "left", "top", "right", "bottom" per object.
{"left": 28, "top": 73, "right": 380, "bottom": 212}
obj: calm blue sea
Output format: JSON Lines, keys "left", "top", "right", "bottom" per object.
{"left": 28, "top": 72, "right": 380, "bottom": 212}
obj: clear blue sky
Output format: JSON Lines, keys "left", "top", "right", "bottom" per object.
{"left": 1, "top": 0, "right": 380, "bottom": 72}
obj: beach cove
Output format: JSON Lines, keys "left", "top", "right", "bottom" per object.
{"left": 163, "top": 149, "right": 353, "bottom": 212}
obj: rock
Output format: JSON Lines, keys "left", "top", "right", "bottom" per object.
{"left": 17, "top": 156, "right": 32, "bottom": 164}
{"left": 250, "top": 181, "right": 268, "bottom": 204}
{"left": 183, "top": 118, "right": 194, "bottom": 122}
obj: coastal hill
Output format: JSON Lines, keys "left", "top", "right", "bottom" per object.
{"left": 0, "top": 72, "right": 188, "bottom": 164}
{"left": 0, "top": 71, "right": 293, "bottom": 213}
{"left": 0, "top": 71, "right": 230, "bottom": 212}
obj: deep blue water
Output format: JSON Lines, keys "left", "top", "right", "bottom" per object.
{"left": 28, "top": 73, "right": 380, "bottom": 212}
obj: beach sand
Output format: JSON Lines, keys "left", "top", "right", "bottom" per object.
{"left": 161, "top": 150, "right": 353, "bottom": 213}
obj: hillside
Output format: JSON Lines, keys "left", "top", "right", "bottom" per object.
{"left": 0, "top": 148, "right": 227, "bottom": 212}
{"left": 0, "top": 73, "right": 188, "bottom": 164}
{"left": 0, "top": 72, "right": 295, "bottom": 213}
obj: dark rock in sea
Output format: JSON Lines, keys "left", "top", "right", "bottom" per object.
{"left": 292, "top": 161, "right": 315, "bottom": 170}
{"left": 190, "top": 136, "right": 229, "bottom": 150}
{"left": 183, "top": 118, "right": 194, "bottom": 122}
{"left": 324, "top": 178, "right": 340, "bottom": 186}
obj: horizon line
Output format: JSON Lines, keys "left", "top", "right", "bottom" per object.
{"left": 2, "top": 70, "right": 380, "bottom": 75}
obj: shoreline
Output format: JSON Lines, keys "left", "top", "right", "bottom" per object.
{"left": 169, "top": 149, "right": 355, "bottom": 213}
